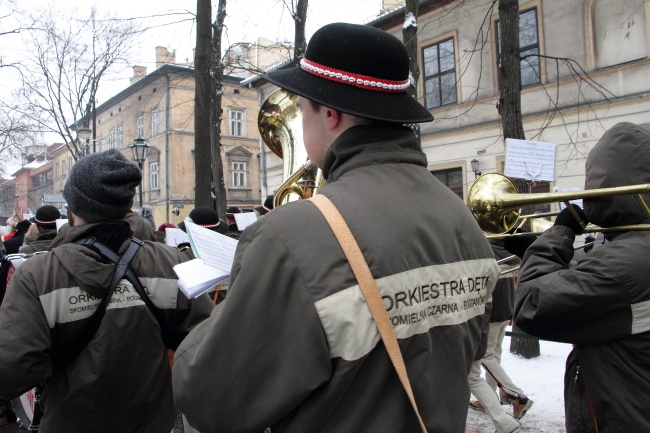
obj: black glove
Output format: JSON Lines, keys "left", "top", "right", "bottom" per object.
{"left": 554, "top": 204, "right": 588, "bottom": 234}
{"left": 503, "top": 234, "right": 538, "bottom": 259}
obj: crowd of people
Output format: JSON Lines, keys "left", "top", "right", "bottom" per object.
{"left": 0, "top": 21, "right": 647, "bottom": 433}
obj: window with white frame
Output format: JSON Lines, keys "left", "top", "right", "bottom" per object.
{"left": 108, "top": 128, "right": 115, "bottom": 149}
{"left": 149, "top": 161, "right": 159, "bottom": 189}
{"left": 231, "top": 161, "right": 247, "bottom": 187}
{"left": 423, "top": 38, "right": 457, "bottom": 109}
{"left": 431, "top": 167, "right": 463, "bottom": 200}
{"left": 229, "top": 109, "right": 245, "bottom": 137}
{"left": 117, "top": 126, "right": 123, "bottom": 149}
{"left": 136, "top": 115, "right": 144, "bottom": 138}
{"left": 151, "top": 108, "right": 159, "bottom": 136}
{"left": 496, "top": 8, "right": 541, "bottom": 87}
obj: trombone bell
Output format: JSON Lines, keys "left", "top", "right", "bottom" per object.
{"left": 467, "top": 172, "right": 650, "bottom": 235}
{"left": 467, "top": 173, "right": 520, "bottom": 234}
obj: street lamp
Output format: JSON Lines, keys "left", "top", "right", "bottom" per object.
{"left": 128, "top": 133, "right": 151, "bottom": 208}
{"left": 471, "top": 159, "right": 481, "bottom": 179}
{"left": 76, "top": 126, "right": 93, "bottom": 158}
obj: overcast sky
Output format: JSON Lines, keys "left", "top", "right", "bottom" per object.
{"left": 17, "top": 0, "right": 385, "bottom": 101}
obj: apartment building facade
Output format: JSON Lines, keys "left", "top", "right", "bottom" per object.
{"left": 252, "top": 0, "right": 649, "bottom": 210}
{"left": 50, "top": 47, "right": 263, "bottom": 228}
{"left": 372, "top": 0, "right": 649, "bottom": 204}
{"left": 0, "top": 144, "right": 58, "bottom": 218}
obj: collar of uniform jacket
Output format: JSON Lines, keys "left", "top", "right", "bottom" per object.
{"left": 322, "top": 124, "right": 428, "bottom": 182}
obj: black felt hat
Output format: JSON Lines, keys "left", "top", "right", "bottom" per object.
{"left": 30, "top": 205, "right": 61, "bottom": 226}
{"left": 255, "top": 195, "right": 275, "bottom": 216}
{"left": 15, "top": 219, "right": 31, "bottom": 231}
{"left": 265, "top": 22, "right": 433, "bottom": 124}
{"left": 179, "top": 206, "right": 228, "bottom": 235}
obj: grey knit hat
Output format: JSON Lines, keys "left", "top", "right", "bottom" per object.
{"left": 63, "top": 148, "right": 141, "bottom": 223}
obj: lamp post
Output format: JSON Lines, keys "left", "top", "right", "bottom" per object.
{"left": 470, "top": 159, "right": 481, "bottom": 179}
{"left": 76, "top": 126, "right": 92, "bottom": 158}
{"left": 128, "top": 133, "right": 151, "bottom": 208}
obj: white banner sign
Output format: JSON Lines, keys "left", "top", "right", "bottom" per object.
{"left": 504, "top": 138, "right": 556, "bottom": 182}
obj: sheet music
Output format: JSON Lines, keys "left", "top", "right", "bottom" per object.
{"left": 165, "top": 227, "right": 190, "bottom": 247}
{"left": 184, "top": 220, "right": 238, "bottom": 271}
{"left": 56, "top": 219, "right": 68, "bottom": 232}
{"left": 233, "top": 212, "right": 258, "bottom": 231}
{"left": 173, "top": 258, "right": 229, "bottom": 298}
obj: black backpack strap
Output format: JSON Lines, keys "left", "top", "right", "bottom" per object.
{"left": 81, "top": 237, "right": 170, "bottom": 340}
{"left": 52, "top": 238, "right": 142, "bottom": 373}
{"left": 76, "top": 236, "right": 172, "bottom": 346}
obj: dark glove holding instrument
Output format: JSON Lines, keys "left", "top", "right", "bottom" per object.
{"left": 503, "top": 233, "right": 538, "bottom": 260}
{"left": 554, "top": 203, "right": 588, "bottom": 234}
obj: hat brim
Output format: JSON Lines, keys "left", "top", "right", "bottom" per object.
{"left": 254, "top": 206, "right": 267, "bottom": 216}
{"left": 265, "top": 67, "right": 433, "bottom": 124}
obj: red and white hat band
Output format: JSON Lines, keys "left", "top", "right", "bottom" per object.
{"left": 197, "top": 221, "right": 221, "bottom": 228}
{"left": 300, "top": 58, "right": 409, "bottom": 93}
{"left": 35, "top": 218, "right": 57, "bottom": 224}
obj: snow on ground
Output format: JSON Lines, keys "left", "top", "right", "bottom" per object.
{"left": 466, "top": 333, "right": 573, "bottom": 433}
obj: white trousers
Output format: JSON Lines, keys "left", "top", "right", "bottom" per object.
{"left": 468, "top": 321, "right": 525, "bottom": 433}
{"left": 481, "top": 321, "right": 526, "bottom": 400}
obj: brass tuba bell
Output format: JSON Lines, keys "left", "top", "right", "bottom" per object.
{"left": 258, "top": 89, "right": 325, "bottom": 208}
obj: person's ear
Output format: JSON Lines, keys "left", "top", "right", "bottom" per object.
{"left": 322, "top": 106, "right": 342, "bottom": 130}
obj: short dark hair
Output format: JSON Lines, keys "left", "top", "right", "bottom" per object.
{"left": 308, "top": 98, "right": 388, "bottom": 127}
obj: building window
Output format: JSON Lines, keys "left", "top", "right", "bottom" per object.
{"left": 431, "top": 167, "right": 463, "bottom": 200}
{"left": 229, "top": 109, "right": 245, "bottom": 137}
{"left": 55, "top": 163, "right": 59, "bottom": 179}
{"left": 117, "top": 126, "right": 123, "bottom": 149}
{"left": 231, "top": 161, "right": 247, "bottom": 187}
{"left": 34, "top": 170, "right": 53, "bottom": 187}
{"left": 136, "top": 115, "right": 144, "bottom": 138}
{"left": 423, "top": 38, "right": 457, "bottom": 109}
{"left": 496, "top": 8, "right": 540, "bottom": 87}
{"left": 149, "top": 162, "right": 159, "bottom": 189}
{"left": 151, "top": 108, "right": 159, "bottom": 136}
{"left": 108, "top": 128, "right": 115, "bottom": 149}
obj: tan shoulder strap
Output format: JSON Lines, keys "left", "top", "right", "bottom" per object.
{"left": 309, "top": 194, "right": 428, "bottom": 433}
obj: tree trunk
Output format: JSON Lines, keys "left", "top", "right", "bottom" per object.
{"left": 293, "top": 0, "right": 308, "bottom": 64}
{"left": 403, "top": 0, "right": 421, "bottom": 142}
{"left": 498, "top": 0, "right": 525, "bottom": 141}
{"left": 509, "top": 323, "right": 540, "bottom": 359}
{"left": 194, "top": 0, "right": 213, "bottom": 207}
{"left": 211, "top": 0, "right": 228, "bottom": 219}
{"left": 499, "top": 0, "right": 539, "bottom": 359}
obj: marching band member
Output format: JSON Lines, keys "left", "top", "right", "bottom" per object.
{"left": 514, "top": 122, "right": 650, "bottom": 433}
{"left": 19, "top": 205, "right": 61, "bottom": 254}
{"left": 0, "top": 149, "right": 214, "bottom": 433}
{"left": 173, "top": 23, "right": 499, "bottom": 433}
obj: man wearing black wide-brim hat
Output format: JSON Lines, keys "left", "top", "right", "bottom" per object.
{"left": 174, "top": 23, "right": 499, "bottom": 433}
{"left": 254, "top": 194, "right": 275, "bottom": 217}
{"left": 18, "top": 205, "right": 60, "bottom": 253}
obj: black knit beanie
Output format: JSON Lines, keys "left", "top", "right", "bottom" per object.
{"left": 63, "top": 149, "right": 142, "bottom": 223}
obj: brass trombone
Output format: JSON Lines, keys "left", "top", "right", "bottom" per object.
{"left": 496, "top": 237, "right": 604, "bottom": 275}
{"left": 467, "top": 173, "right": 650, "bottom": 236}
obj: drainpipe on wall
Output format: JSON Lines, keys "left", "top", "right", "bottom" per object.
{"left": 249, "top": 82, "right": 267, "bottom": 197}
{"left": 165, "top": 73, "right": 171, "bottom": 223}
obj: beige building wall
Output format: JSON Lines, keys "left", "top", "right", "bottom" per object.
{"left": 369, "top": 0, "right": 650, "bottom": 203}
{"left": 66, "top": 47, "right": 264, "bottom": 229}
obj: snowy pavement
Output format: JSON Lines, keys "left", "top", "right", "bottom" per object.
{"left": 466, "top": 335, "right": 572, "bottom": 433}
